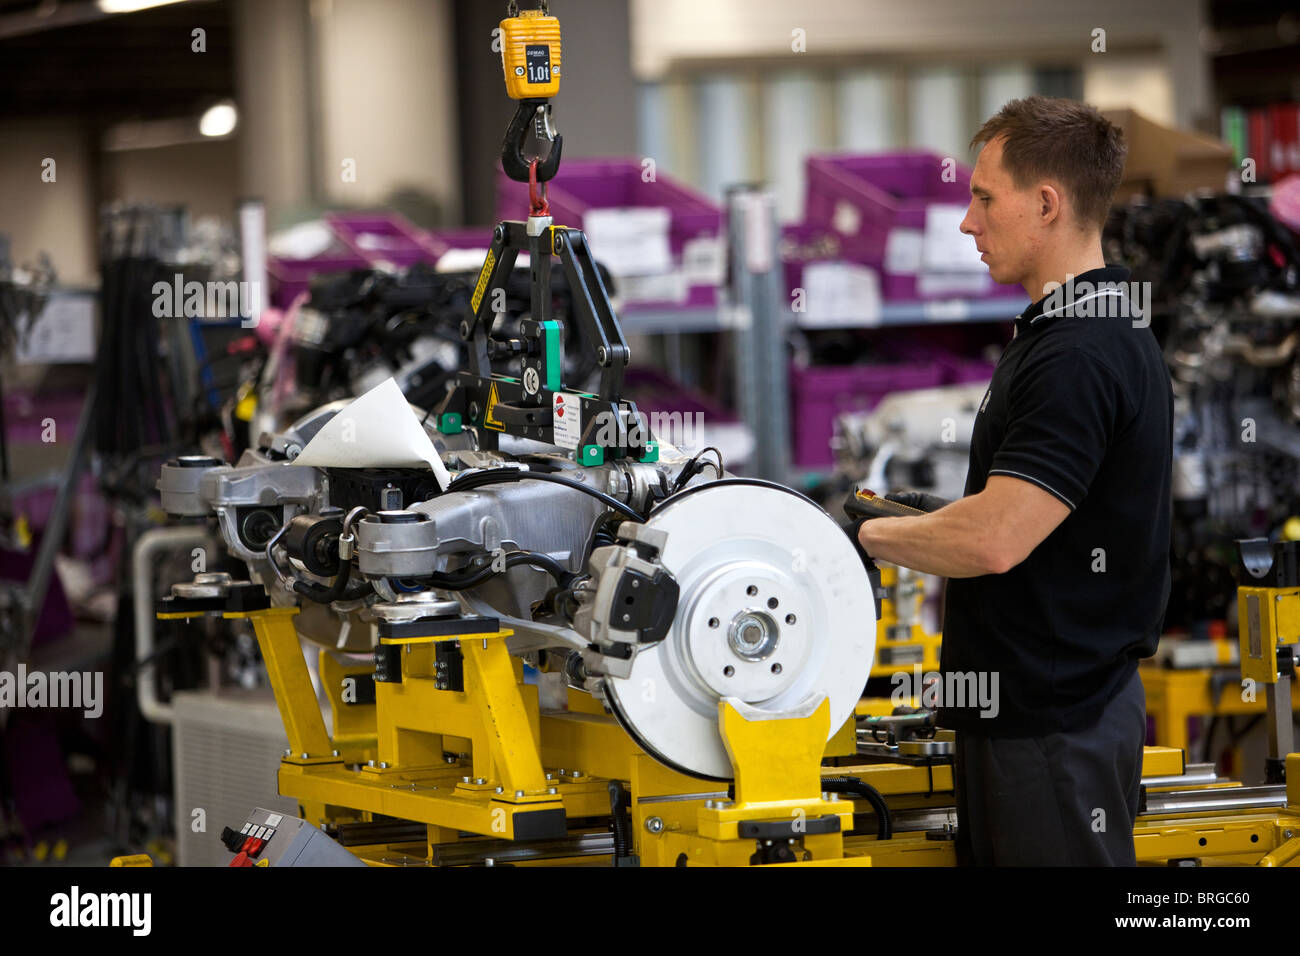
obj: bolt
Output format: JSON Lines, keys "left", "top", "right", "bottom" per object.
{"left": 368, "top": 759, "right": 377, "bottom": 767}
{"left": 554, "top": 233, "right": 564, "bottom": 251}
{"left": 545, "top": 772, "right": 554, "bottom": 780}
{"left": 301, "top": 752, "right": 309, "bottom": 759}
{"left": 557, "top": 768, "right": 566, "bottom": 776}
{"left": 570, "top": 769, "right": 581, "bottom": 778}
{"left": 548, "top": 787, "right": 557, "bottom": 794}
{"left": 515, "top": 790, "right": 525, "bottom": 798}
{"left": 821, "top": 791, "right": 829, "bottom": 801}
{"left": 379, "top": 762, "right": 389, "bottom": 769}
{"left": 645, "top": 816, "right": 664, "bottom": 834}
{"left": 704, "top": 799, "right": 717, "bottom": 809}
{"left": 475, "top": 777, "right": 486, "bottom": 785}
{"left": 495, "top": 786, "right": 504, "bottom": 793}
{"left": 460, "top": 320, "right": 471, "bottom": 338}
{"left": 444, "top": 755, "right": 457, "bottom": 764}
{"left": 1286, "top": 829, "right": 1295, "bottom": 839}
{"left": 485, "top": 857, "right": 495, "bottom": 867}
{"left": 462, "top": 775, "right": 472, "bottom": 783}
{"left": 283, "top": 748, "right": 292, "bottom": 756}
{"left": 331, "top": 750, "right": 340, "bottom": 757}
{"left": 597, "top": 346, "right": 608, "bottom": 364}
{"left": 494, "top": 225, "right": 505, "bottom": 242}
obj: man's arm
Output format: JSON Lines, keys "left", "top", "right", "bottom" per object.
{"left": 856, "top": 474, "right": 1070, "bottom": 578}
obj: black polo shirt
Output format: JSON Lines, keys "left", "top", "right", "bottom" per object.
{"left": 938, "top": 266, "right": 1172, "bottom": 737}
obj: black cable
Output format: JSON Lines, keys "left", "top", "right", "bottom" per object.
{"left": 820, "top": 775, "right": 893, "bottom": 840}
{"left": 447, "top": 469, "right": 642, "bottom": 522}
{"left": 421, "top": 549, "right": 573, "bottom": 591}
{"left": 608, "top": 780, "right": 631, "bottom": 863}
{"left": 293, "top": 558, "right": 354, "bottom": 604}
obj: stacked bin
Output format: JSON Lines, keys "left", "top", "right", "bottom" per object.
{"left": 495, "top": 159, "right": 723, "bottom": 309}
{"left": 789, "top": 151, "right": 1021, "bottom": 468}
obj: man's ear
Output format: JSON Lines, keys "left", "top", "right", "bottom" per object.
{"left": 1038, "top": 183, "right": 1062, "bottom": 225}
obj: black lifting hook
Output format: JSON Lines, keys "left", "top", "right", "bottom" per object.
{"left": 501, "top": 98, "right": 563, "bottom": 184}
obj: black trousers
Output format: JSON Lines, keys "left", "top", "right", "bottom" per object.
{"left": 953, "top": 668, "right": 1147, "bottom": 866}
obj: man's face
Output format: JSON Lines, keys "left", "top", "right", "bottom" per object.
{"left": 959, "top": 135, "right": 1045, "bottom": 289}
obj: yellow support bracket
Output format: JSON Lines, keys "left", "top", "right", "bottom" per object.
{"left": 235, "top": 607, "right": 335, "bottom": 760}
{"left": 460, "top": 632, "right": 549, "bottom": 797}
{"left": 721, "top": 694, "right": 829, "bottom": 807}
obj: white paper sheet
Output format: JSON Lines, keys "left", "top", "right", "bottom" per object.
{"left": 292, "top": 378, "right": 451, "bottom": 490}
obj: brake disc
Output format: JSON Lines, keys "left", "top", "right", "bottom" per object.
{"left": 604, "top": 481, "right": 877, "bottom": 780}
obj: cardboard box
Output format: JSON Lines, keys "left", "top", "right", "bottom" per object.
{"left": 1104, "top": 108, "right": 1235, "bottom": 199}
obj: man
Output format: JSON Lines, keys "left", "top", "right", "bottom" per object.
{"left": 848, "top": 96, "right": 1172, "bottom": 866}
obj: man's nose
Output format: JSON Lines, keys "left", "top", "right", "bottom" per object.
{"left": 960, "top": 204, "right": 978, "bottom": 236}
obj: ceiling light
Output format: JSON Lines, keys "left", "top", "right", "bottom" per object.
{"left": 198, "top": 102, "right": 238, "bottom": 138}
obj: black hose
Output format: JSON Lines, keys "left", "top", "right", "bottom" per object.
{"left": 448, "top": 469, "right": 643, "bottom": 522}
{"left": 820, "top": 775, "right": 893, "bottom": 840}
{"left": 293, "top": 558, "right": 353, "bottom": 604}
{"left": 421, "top": 550, "right": 573, "bottom": 591}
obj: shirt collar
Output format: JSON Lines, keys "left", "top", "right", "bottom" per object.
{"left": 1014, "top": 266, "right": 1132, "bottom": 334}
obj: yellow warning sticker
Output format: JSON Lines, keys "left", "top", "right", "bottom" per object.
{"left": 471, "top": 249, "right": 496, "bottom": 314}
{"left": 484, "top": 381, "right": 506, "bottom": 432}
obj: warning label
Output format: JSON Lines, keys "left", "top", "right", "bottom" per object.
{"left": 552, "top": 391, "right": 581, "bottom": 448}
{"left": 484, "top": 381, "right": 505, "bottom": 432}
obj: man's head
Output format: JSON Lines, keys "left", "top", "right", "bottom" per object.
{"left": 960, "top": 96, "right": 1126, "bottom": 291}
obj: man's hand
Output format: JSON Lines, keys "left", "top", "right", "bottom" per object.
{"left": 843, "top": 486, "right": 948, "bottom": 522}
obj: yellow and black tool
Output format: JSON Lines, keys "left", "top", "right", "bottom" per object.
{"left": 499, "top": 1, "right": 563, "bottom": 183}
{"left": 846, "top": 487, "right": 928, "bottom": 520}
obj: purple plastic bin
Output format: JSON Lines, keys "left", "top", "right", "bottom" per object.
{"left": 495, "top": 159, "right": 721, "bottom": 259}
{"left": 324, "top": 212, "right": 445, "bottom": 268}
{"left": 790, "top": 362, "right": 945, "bottom": 468}
{"left": 423, "top": 227, "right": 495, "bottom": 255}
{"left": 805, "top": 151, "right": 973, "bottom": 237}
{"left": 267, "top": 251, "right": 368, "bottom": 308}
{"left": 803, "top": 151, "right": 1026, "bottom": 302}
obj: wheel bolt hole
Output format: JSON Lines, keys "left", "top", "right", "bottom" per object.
{"left": 746, "top": 585, "right": 758, "bottom": 596}
{"left": 770, "top": 663, "right": 782, "bottom": 674}
{"left": 785, "top": 613, "right": 796, "bottom": 624}
{"left": 723, "top": 665, "right": 734, "bottom": 677}
{"left": 708, "top": 617, "right": 719, "bottom": 628}
{"left": 767, "top": 597, "right": 778, "bottom": 609}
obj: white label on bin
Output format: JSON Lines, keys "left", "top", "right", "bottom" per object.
{"left": 583, "top": 207, "right": 672, "bottom": 277}
{"left": 922, "top": 205, "right": 984, "bottom": 273}
{"left": 618, "top": 271, "right": 688, "bottom": 305}
{"left": 266, "top": 814, "right": 283, "bottom": 827}
{"left": 884, "top": 229, "right": 923, "bottom": 275}
{"left": 552, "top": 392, "right": 582, "bottom": 449}
{"left": 681, "top": 235, "right": 725, "bottom": 286}
{"left": 800, "top": 261, "right": 881, "bottom": 328}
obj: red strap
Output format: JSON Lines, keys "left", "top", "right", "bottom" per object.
{"left": 529, "top": 159, "right": 550, "bottom": 217}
